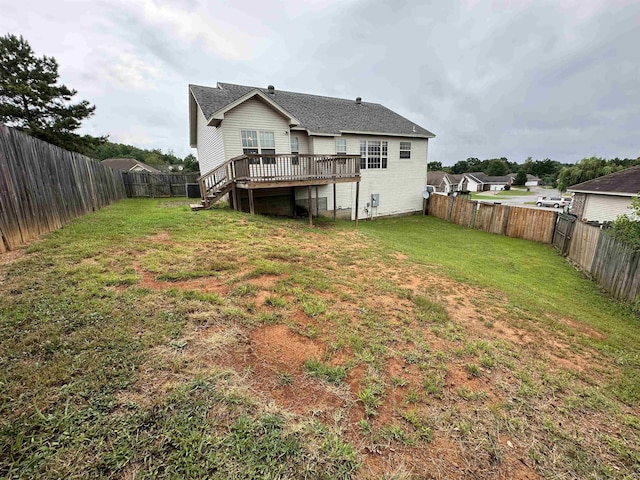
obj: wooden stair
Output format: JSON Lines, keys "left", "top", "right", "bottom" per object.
{"left": 190, "top": 181, "right": 233, "bottom": 210}
{"left": 190, "top": 159, "right": 234, "bottom": 211}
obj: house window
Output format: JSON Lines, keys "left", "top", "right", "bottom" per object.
{"left": 241, "top": 130, "right": 259, "bottom": 163}
{"left": 242, "top": 130, "right": 277, "bottom": 164}
{"left": 359, "top": 140, "right": 388, "bottom": 169}
{"left": 335, "top": 138, "right": 347, "bottom": 154}
{"left": 400, "top": 142, "right": 411, "bottom": 159}
{"left": 290, "top": 136, "right": 299, "bottom": 165}
{"left": 260, "top": 131, "right": 276, "bottom": 164}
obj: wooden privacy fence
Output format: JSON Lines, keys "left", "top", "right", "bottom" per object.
{"left": 428, "top": 194, "right": 557, "bottom": 243}
{"left": 553, "top": 218, "right": 640, "bottom": 303}
{"left": 0, "top": 124, "right": 126, "bottom": 253}
{"left": 121, "top": 172, "right": 200, "bottom": 198}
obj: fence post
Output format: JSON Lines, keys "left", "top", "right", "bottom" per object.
{"left": 447, "top": 196, "right": 454, "bottom": 221}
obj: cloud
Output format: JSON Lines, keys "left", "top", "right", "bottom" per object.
{"left": 119, "top": 0, "right": 260, "bottom": 61}
{"left": 105, "top": 53, "right": 161, "bottom": 90}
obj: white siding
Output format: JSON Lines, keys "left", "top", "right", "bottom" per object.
{"left": 583, "top": 194, "right": 634, "bottom": 223}
{"left": 196, "top": 107, "right": 225, "bottom": 174}
{"left": 296, "top": 134, "right": 429, "bottom": 220}
{"left": 221, "top": 97, "right": 291, "bottom": 159}
{"left": 290, "top": 133, "right": 309, "bottom": 154}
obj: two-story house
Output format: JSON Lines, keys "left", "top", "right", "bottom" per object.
{"left": 188, "top": 82, "right": 435, "bottom": 220}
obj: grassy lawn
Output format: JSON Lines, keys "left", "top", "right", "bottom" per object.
{"left": 1, "top": 199, "right": 638, "bottom": 479}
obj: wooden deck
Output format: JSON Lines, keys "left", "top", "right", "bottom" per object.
{"left": 194, "top": 154, "right": 361, "bottom": 224}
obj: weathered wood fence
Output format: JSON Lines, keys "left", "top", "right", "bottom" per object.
{"left": 553, "top": 216, "right": 640, "bottom": 303}
{"left": 0, "top": 124, "right": 126, "bottom": 253}
{"left": 121, "top": 172, "right": 200, "bottom": 198}
{"left": 428, "top": 194, "right": 557, "bottom": 243}
{"left": 429, "top": 194, "right": 640, "bottom": 303}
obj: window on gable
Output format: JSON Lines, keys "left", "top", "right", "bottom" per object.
{"left": 400, "top": 141, "right": 411, "bottom": 159}
{"left": 335, "top": 138, "right": 347, "bottom": 155}
{"left": 359, "top": 140, "right": 388, "bottom": 170}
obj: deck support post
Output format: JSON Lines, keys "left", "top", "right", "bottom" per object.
{"left": 249, "top": 189, "right": 255, "bottom": 215}
{"left": 315, "top": 186, "right": 319, "bottom": 216}
{"left": 308, "top": 185, "right": 313, "bottom": 226}
{"left": 333, "top": 182, "right": 337, "bottom": 221}
{"left": 355, "top": 181, "right": 360, "bottom": 226}
{"left": 231, "top": 183, "right": 238, "bottom": 211}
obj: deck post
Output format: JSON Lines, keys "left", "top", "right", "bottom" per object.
{"left": 355, "top": 181, "right": 360, "bottom": 226}
{"left": 231, "top": 183, "right": 238, "bottom": 211}
{"left": 249, "top": 189, "right": 255, "bottom": 215}
{"left": 308, "top": 185, "right": 313, "bottom": 226}
{"left": 315, "top": 186, "right": 319, "bottom": 216}
{"left": 333, "top": 182, "right": 337, "bottom": 221}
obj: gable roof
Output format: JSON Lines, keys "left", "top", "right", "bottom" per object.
{"left": 445, "top": 173, "right": 464, "bottom": 183}
{"left": 464, "top": 172, "right": 512, "bottom": 184}
{"left": 101, "top": 158, "right": 161, "bottom": 173}
{"left": 427, "top": 171, "right": 447, "bottom": 186}
{"left": 568, "top": 165, "right": 640, "bottom": 197}
{"left": 189, "top": 82, "right": 435, "bottom": 141}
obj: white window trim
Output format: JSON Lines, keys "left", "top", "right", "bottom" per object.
{"left": 400, "top": 141, "right": 411, "bottom": 159}
{"left": 359, "top": 140, "right": 388, "bottom": 169}
{"left": 335, "top": 138, "right": 347, "bottom": 155}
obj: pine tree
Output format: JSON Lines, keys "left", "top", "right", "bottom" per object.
{"left": 0, "top": 33, "right": 105, "bottom": 156}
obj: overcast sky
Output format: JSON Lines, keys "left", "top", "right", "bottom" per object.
{"left": 1, "top": 0, "right": 639, "bottom": 165}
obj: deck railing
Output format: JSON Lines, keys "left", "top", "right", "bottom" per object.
{"left": 198, "top": 158, "right": 234, "bottom": 199}
{"left": 233, "top": 154, "right": 360, "bottom": 183}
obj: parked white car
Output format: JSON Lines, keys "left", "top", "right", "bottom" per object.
{"left": 536, "top": 196, "right": 566, "bottom": 208}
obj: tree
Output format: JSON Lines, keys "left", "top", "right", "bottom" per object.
{"left": 485, "top": 159, "right": 509, "bottom": 176}
{"left": 557, "top": 157, "right": 624, "bottom": 192}
{"left": 427, "top": 161, "right": 443, "bottom": 171}
{"left": 0, "top": 33, "right": 104, "bottom": 156}
{"left": 183, "top": 154, "right": 199, "bottom": 172}
{"left": 514, "top": 168, "right": 528, "bottom": 186}
{"left": 451, "top": 160, "right": 469, "bottom": 174}
{"left": 608, "top": 196, "right": 640, "bottom": 251}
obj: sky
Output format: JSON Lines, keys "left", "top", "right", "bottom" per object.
{"left": 1, "top": 0, "right": 639, "bottom": 165}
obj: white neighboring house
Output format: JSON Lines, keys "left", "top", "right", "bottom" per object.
{"left": 188, "top": 82, "right": 435, "bottom": 219}
{"left": 568, "top": 165, "right": 640, "bottom": 223}
{"left": 462, "top": 172, "right": 512, "bottom": 192}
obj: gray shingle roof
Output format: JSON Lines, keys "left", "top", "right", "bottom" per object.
{"left": 189, "top": 82, "right": 435, "bottom": 138}
{"left": 466, "top": 172, "right": 512, "bottom": 184}
{"left": 568, "top": 165, "right": 640, "bottom": 195}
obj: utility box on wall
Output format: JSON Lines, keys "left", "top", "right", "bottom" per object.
{"left": 371, "top": 193, "right": 380, "bottom": 208}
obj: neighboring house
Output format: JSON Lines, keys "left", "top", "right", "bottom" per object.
{"left": 444, "top": 173, "right": 464, "bottom": 193}
{"left": 507, "top": 173, "right": 541, "bottom": 187}
{"left": 426, "top": 171, "right": 464, "bottom": 194}
{"left": 426, "top": 171, "right": 447, "bottom": 192}
{"left": 188, "top": 82, "right": 435, "bottom": 219}
{"left": 462, "top": 172, "right": 512, "bottom": 192}
{"left": 568, "top": 165, "right": 640, "bottom": 223}
{"left": 102, "top": 158, "right": 161, "bottom": 173}
{"left": 525, "top": 174, "right": 541, "bottom": 187}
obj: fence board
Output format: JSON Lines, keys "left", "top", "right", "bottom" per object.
{"left": 567, "top": 221, "right": 600, "bottom": 272}
{"left": 0, "top": 124, "right": 126, "bottom": 252}
{"left": 506, "top": 207, "right": 556, "bottom": 243}
{"left": 590, "top": 234, "right": 640, "bottom": 303}
{"left": 428, "top": 194, "right": 451, "bottom": 221}
{"left": 450, "top": 197, "right": 476, "bottom": 228}
{"left": 121, "top": 172, "right": 200, "bottom": 198}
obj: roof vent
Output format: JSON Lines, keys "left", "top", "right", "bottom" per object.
{"left": 355, "top": 97, "right": 362, "bottom": 105}
{"left": 267, "top": 85, "right": 275, "bottom": 94}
